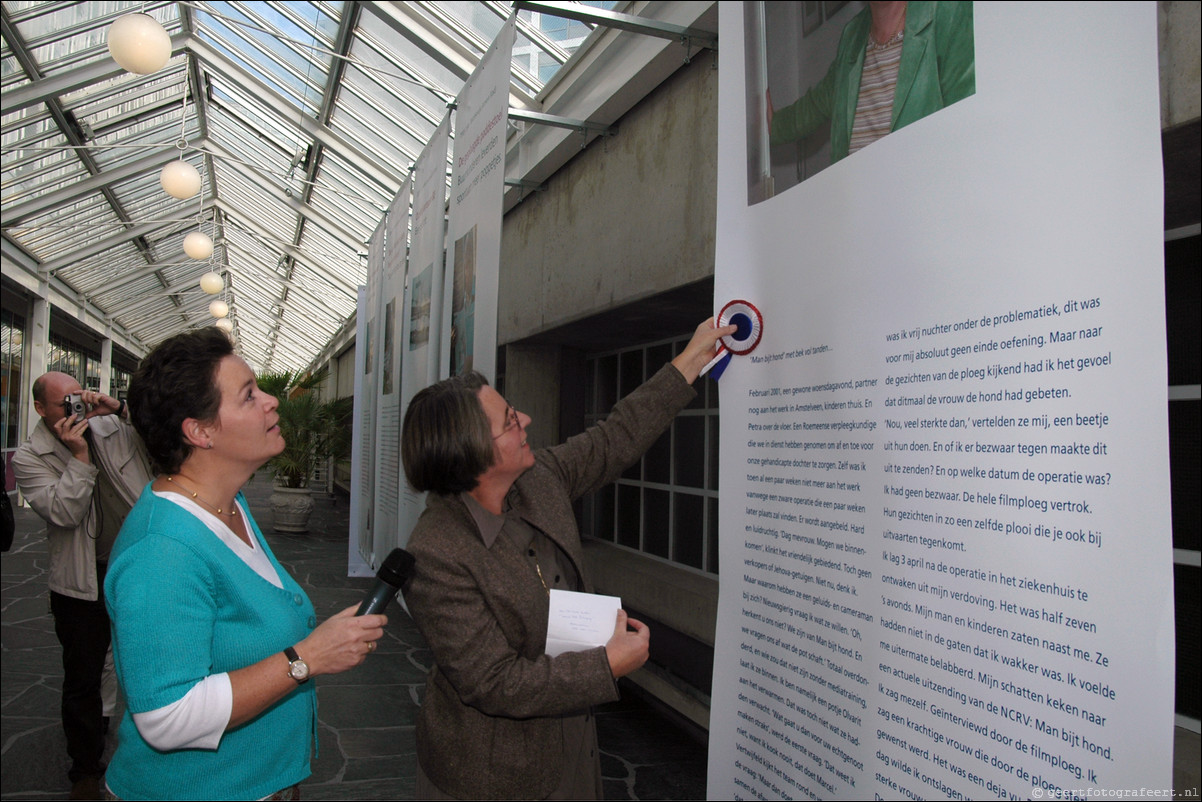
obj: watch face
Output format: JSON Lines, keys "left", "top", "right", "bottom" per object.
{"left": 289, "top": 659, "right": 310, "bottom": 682}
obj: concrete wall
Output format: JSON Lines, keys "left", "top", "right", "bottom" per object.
{"left": 1159, "top": 1, "right": 1201, "bottom": 128}
{"left": 500, "top": 343, "right": 563, "bottom": 452}
{"left": 498, "top": 55, "right": 718, "bottom": 344}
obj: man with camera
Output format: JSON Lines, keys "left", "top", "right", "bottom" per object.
{"left": 12, "top": 371, "right": 152, "bottom": 799}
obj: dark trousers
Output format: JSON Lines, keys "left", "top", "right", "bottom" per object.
{"left": 50, "top": 569, "right": 110, "bottom": 781}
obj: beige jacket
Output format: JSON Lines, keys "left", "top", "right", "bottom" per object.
{"left": 13, "top": 414, "right": 153, "bottom": 600}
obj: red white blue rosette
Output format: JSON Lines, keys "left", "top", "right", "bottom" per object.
{"left": 718, "top": 299, "right": 763, "bottom": 354}
{"left": 703, "top": 299, "right": 764, "bottom": 380}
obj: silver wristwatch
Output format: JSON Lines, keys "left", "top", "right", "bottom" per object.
{"left": 284, "top": 646, "right": 310, "bottom": 684}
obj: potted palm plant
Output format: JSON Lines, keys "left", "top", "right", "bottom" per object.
{"left": 257, "top": 369, "right": 351, "bottom": 532}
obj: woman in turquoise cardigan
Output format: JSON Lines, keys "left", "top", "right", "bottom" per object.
{"left": 104, "top": 328, "right": 386, "bottom": 800}
{"left": 768, "top": 1, "right": 975, "bottom": 164}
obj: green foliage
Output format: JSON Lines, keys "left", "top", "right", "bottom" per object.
{"left": 258, "top": 368, "right": 352, "bottom": 489}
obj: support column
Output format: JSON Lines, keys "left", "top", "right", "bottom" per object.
{"left": 25, "top": 287, "right": 50, "bottom": 441}
{"left": 99, "top": 336, "right": 113, "bottom": 398}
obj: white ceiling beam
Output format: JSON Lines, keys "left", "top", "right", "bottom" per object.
{"left": 360, "top": 2, "right": 478, "bottom": 85}
{"left": 90, "top": 249, "right": 221, "bottom": 301}
{"left": 214, "top": 198, "right": 361, "bottom": 297}
{"left": 36, "top": 197, "right": 217, "bottom": 276}
{"left": 4, "top": 137, "right": 209, "bottom": 227}
{"left": 513, "top": 1, "right": 717, "bottom": 50}
{"left": 185, "top": 34, "right": 406, "bottom": 194}
{"left": 112, "top": 286, "right": 210, "bottom": 324}
{"left": 204, "top": 139, "right": 364, "bottom": 248}
{"left": 362, "top": 1, "right": 538, "bottom": 111}
{"left": 0, "top": 33, "right": 188, "bottom": 114}
{"left": 39, "top": 218, "right": 182, "bottom": 275}
{"left": 1, "top": 237, "right": 147, "bottom": 355}
{"left": 500, "top": 1, "right": 717, "bottom": 213}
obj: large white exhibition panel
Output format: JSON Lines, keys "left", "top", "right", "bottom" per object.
{"left": 396, "top": 115, "right": 452, "bottom": 550}
{"left": 708, "top": 3, "right": 1172, "bottom": 800}
{"left": 372, "top": 179, "right": 411, "bottom": 561}
{"left": 352, "top": 222, "right": 386, "bottom": 570}
{"left": 442, "top": 16, "right": 515, "bottom": 381}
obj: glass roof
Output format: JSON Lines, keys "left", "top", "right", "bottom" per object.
{"left": 1, "top": 0, "right": 616, "bottom": 374}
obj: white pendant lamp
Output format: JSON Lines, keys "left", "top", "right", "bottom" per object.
{"left": 107, "top": 13, "right": 172, "bottom": 75}
{"left": 215, "top": 318, "right": 234, "bottom": 333}
{"left": 199, "top": 271, "right": 224, "bottom": 294}
{"left": 209, "top": 300, "right": 229, "bottom": 319}
{"left": 183, "top": 231, "right": 213, "bottom": 260}
{"left": 160, "top": 160, "right": 201, "bottom": 199}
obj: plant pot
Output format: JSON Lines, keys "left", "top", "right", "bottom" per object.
{"left": 270, "top": 486, "right": 313, "bottom": 533}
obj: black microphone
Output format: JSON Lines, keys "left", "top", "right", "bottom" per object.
{"left": 357, "top": 548, "right": 416, "bottom": 615}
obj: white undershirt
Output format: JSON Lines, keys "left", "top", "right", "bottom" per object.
{"left": 160, "top": 491, "right": 282, "bottom": 588}
{"left": 129, "top": 492, "right": 283, "bottom": 750}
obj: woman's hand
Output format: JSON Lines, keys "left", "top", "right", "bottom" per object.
{"left": 227, "top": 605, "right": 385, "bottom": 729}
{"left": 671, "top": 317, "right": 738, "bottom": 384}
{"left": 605, "top": 609, "right": 650, "bottom": 678}
{"left": 296, "top": 604, "right": 387, "bottom": 676}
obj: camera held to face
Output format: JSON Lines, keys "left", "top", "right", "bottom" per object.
{"left": 63, "top": 393, "right": 88, "bottom": 419}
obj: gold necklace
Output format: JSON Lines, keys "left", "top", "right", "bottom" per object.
{"left": 869, "top": 7, "right": 906, "bottom": 48}
{"left": 166, "top": 475, "right": 239, "bottom": 518}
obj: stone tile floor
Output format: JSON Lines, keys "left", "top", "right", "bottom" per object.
{"left": 1, "top": 477, "right": 708, "bottom": 800}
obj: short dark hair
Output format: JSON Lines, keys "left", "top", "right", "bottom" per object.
{"left": 128, "top": 328, "right": 233, "bottom": 474}
{"left": 31, "top": 374, "right": 51, "bottom": 404}
{"left": 401, "top": 371, "right": 493, "bottom": 493}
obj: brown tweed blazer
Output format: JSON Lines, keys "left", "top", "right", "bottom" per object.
{"left": 404, "top": 364, "right": 696, "bottom": 799}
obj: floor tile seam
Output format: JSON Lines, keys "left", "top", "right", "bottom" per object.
{"left": 2, "top": 719, "right": 62, "bottom": 753}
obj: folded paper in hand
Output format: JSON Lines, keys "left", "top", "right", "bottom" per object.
{"left": 545, "top": 589, "right": 622, "bottom": 657}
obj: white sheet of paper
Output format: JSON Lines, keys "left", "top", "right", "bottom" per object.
{"left": 545, "top": 589, "right": 621, "bottom": 657}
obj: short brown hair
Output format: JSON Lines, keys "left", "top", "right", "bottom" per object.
{"left": 401, "top": 371, "right": 493, "bottom": 494}
{"left": 128, "top": 328, "right": 232, "bottom": 474}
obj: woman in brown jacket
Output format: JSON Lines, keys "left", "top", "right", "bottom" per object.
{"left": 400, "top": 319, "right": 732, "bottom": 799}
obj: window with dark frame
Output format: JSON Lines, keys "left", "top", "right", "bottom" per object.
{"left": 580, "top": 335, "right": 722, "bottom": 574}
